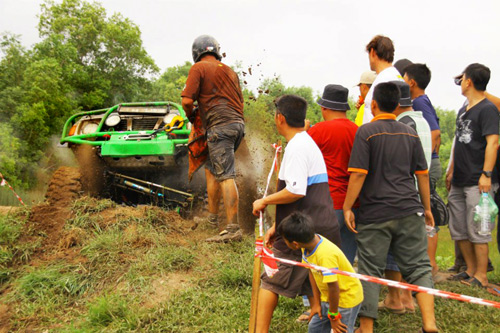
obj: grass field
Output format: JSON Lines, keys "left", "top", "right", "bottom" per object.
{"left": 0, "top": 199, "right": 499, "bottom": 332}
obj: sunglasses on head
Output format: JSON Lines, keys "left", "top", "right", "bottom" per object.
{"left": 454, "top": 75, "right": 464, "bottom": 86}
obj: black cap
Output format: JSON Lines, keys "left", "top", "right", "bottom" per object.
{"left": 316, "top": 84, "right": 350, "bottom": 111}
{"left": 389, "top": 80, "right": 412, "bottom": 107}
{"left": 394, "top": 58, "right": 413, "bottom": 76}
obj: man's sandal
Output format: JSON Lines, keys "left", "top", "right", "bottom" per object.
{"left": 461, "top": 277, "right": 487, "bottom": 289}
{"left": 447, "top": 271, "right": 470, "bottom": 281}
{"left": 296, "top": 311, "right": 310, "bottom": 323}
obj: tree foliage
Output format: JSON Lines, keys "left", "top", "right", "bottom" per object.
{"left": 0, "top": 0, "right": 159, "bottom": 189}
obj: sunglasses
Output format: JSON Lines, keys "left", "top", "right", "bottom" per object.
{"left": 454, "top": 75, "right": 464, "bottom": 86}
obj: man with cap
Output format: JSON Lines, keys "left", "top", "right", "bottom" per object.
{"left": 182, "top": 35, "right": 245, "bottom": 240}
{"left": 361, "top": 35, "right": 404, "bottom": 124}
{"left": 446, "top": 63, "right": 499, "bottom": 288}
{"left": 394, "top": 58, "right": 413, "bottom": 78}
{"left": 378, "top": 80, "right": 433, "bottom": 315}
{"left": 354, "top": 71, "right": 377, "bottom": 126}
{"left": 308, "top": 84, "right": 359, "bottom": 264}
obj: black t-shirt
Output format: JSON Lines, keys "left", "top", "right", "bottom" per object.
{"left": 348, "top": 114, "right": 428, "bottom": 224}
{"left": 453, "top": 99, "right": 499, "bottom": 187}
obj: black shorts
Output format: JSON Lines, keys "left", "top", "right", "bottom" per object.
{"left": 205, "top": 122, "right": 244, "bottom": 181}
{"left": 260, "top": 247, "right": 312, "bottom": 299}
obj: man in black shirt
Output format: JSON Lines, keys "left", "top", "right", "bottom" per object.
{"left": 446, "top": 63, "right": 499, "bottom": 288}
{"left": 344, "top": 83, "right": 437, "bottom": 333}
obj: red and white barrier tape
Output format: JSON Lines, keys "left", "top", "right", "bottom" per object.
{"left": 258, "top": 144, "right": 282, "bottom": 237}
{"left": 0, "top": 172, "right": 25, "bottom": 206}
{"left": 254, "top": 242, "right": 500, "bottom": 309}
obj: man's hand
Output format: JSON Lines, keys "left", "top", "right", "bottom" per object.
{"left": 445, "top": 171, "right": 453, "bottom": 192}
{"left": 343, "top": 209, "right": 358, "bottom": 234}
{"left": 330, "top": 318, "right": 348, "bottom": 333}
{"left": 252, "top": 198, "right": 267, "bottom": 216}
{"left": 424, "top": 209, "right": 435, "bottom": 227}
{"left": 308, "top": 303, "right": 322, "bottom": 322}
{"left": 264, "top": 224, "right": 276, "bottom": 248}
{"left": 355, "top": 101, "right": 362, "bottom": 110}
{"left": 188, "top": 106, "right": 199, "bottom": 123}
{"left": 304, "top": 119, "right": 311, "bottom": 131}
{"left": 479, "top": 174, "right": 492, "bottom": 193}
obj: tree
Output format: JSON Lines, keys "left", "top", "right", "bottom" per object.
{"left": 0, "top": 0, "right": 160, "bottom": 190}
{"left": 0, "top": 34, "right": 29, "bottom": 123}
{"left": 435, "top": 107, "right": 457, "bottom": 199}
{"left": 37, "top": 0, "right": 158, "bottom": 109}
{"left": 146, "top": 61, "right": 192, "bottom": 102}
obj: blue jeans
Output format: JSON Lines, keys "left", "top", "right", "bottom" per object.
{"left": 335, "top": 209, "right": 358, "bottom": 264}
{"left": 308, "top": 302, "right": 361, "bottom": 333}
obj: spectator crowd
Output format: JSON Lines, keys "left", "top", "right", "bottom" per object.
{"left": 183, "top": 34, "right": 500, "bottom": 333}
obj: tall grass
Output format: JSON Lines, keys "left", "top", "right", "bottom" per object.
{"left": 0, "top": 186, "right": 46, "bottom": 206}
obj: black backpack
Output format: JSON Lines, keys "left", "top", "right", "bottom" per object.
{"left": 431, "top": 192, "right": 449, "bottom": 226}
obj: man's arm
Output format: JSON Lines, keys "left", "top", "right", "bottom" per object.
{"left": 252, "top": 188, "right": 303, "bottom": 216}
{"left": 342, "top": 172, "right": 367, "bottom": 234}
{"left": 446, "top": 138, "right": 455, "bottom": 191}
{"left": 431, "top": 129, "right": 441, "bottom": 155}
{"left": 416, "top": 172, "right": 434, "bottom": 227}
{"left": 181, "top": 97, "right": 194, "bottom": 119}
{"left": 485, "top": 92, "right": 500, "bottom": 110}
{"left": 479, "top": 134, "right": 499, "bottom": 192}
{"left": 252, "top": 189, "right": 304, "bottom": 247}
{"left": 327, "top": 282, "right": 347, "bottom": 333}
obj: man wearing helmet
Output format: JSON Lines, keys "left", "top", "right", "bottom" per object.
{"left": 181, "top": 35, "right": 245, "bottom": 239}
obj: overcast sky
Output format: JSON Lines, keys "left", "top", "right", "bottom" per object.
{"left": 2, "top": 0, "right": 500, "bottom": 112}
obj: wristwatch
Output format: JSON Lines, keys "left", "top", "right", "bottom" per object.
{"left": 482, "top": 171, "right": 492, "bottom": 178}
{"left": 327, "top": 310, "right": 342, "bottom": 321}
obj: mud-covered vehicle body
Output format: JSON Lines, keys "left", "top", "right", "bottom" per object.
{"left": 60, "top": 102, "right": 201, "bottom": 212}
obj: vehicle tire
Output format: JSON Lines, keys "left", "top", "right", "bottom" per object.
{"left": 45, "top": 166, "right": 82, "bottom": 206}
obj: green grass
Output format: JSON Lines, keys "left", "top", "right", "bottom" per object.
{"left": 71, "top": 196, "right": 116, "bottom": 214}
{"left": 0, "top": 210, "right": 37, "bottom": 281}
{"left": 1, "top": 199, "right": 500, "bottom": 331}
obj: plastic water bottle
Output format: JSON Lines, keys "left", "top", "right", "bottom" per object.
{"left": 426, "top": 225, "right": 436, "bottom": 237}
{"left": 479, "top": 192, "right": 491, "bottom": 235}
{"left": 474, "top": 192, "right": 498, "bottom": 236}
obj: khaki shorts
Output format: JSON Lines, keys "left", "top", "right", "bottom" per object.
{"left": 260, "top": 247, "right": 312, "bottom": 299}
{"left": 448, "top": 184, "right": 498, "bottom": 243}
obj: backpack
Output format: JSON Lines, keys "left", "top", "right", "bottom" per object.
{"left": 431, "top": 191, "right": 449, "bottom": 226}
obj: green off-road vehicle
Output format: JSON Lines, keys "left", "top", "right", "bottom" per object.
{"left": 58, "top": 102, "right": 203, "bottom": 214}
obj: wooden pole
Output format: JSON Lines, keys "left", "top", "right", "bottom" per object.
{"left": 248, "top": 140, "right": 282, "bottom": 332}
{"left": 248, "top": 235, "right": 263, "bottom": 333}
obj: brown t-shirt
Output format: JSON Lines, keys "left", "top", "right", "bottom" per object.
{"left": 181, "top": 57, "right": 244, "bottom": 129}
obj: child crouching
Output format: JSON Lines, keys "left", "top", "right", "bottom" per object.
{"left": 278, "top": 212, "right": 363, "bottom": 333}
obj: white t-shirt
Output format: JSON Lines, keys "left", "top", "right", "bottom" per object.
{"left": 362, "top": 66, "right": 403, "bottom": 124}
{"left": 279, "top": 131, "right": 328, "bottom": 196}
